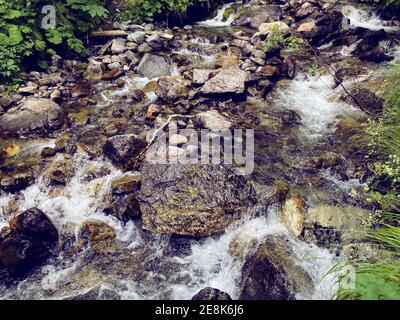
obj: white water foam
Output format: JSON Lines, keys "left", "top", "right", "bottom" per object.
{"left": 273, "top": 74, "right": 359, "bottom": 140}
{"left": 197, "top": 2, "right": 238, "bottom": 27}
{"left": 342, "top": 5, "right": 399, "bottom": 31}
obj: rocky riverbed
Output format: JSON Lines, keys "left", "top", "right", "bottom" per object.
{"left": 0, "top": 0, "right": 399, "bottom": 300}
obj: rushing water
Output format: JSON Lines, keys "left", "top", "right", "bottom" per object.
{"left": 196, "top": 2, "right": 238, "bottom": 27}
{"left": 1, "top": 3, "right": 398, "bottom": 300}
{"left": 342, "top": 4, "right": 398, "bottom": 31}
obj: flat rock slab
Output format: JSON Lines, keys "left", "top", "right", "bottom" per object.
{"left": 200, "top": 69, "right": 247, "bottom": 95}
{"left": 137, "top": 54, "right": 171, "bottom": 79}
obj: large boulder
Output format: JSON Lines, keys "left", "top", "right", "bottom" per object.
{"left": 233, "top": 5, "right": 283, "bottom": 29}
{"left": 191, "top": 287, "right": 232, "bottom": 300}
{"left": 353, "top": 30, "right": 393, "bottom": 63}
{"left": 239, "top": 235, "right": 314, "bottom": 300}
{"left": 137, "top": 54, "right": 171, "bottom": 79}
{"left": 200, "top": 69, "right": 247, "bottom": 95}
{"left": 0, "top": 98, "right": 64, "bottom": 136}
{"left": 103, "top": 134, "right": 147, "bottom": 170}
{"left": 137, "top": 164, "right": 257, "bottom": 236}
{"left": 0, "top": 208, "right": 58, "bottom": 276}
{"left": 296, "top": 10, "right": 343, "bottom": 45}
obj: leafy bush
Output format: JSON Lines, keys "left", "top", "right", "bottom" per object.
{"left": 336, "top": 64, "right": 400, "bottom": 300}
{"left": 0, "top": 0, "right": 108, "bottom": 83}
{"left": 262, "top": 25, "right": 305, "bottom": 52}
{"left": 119, "top": 0, "right": 209, "bottom": 22}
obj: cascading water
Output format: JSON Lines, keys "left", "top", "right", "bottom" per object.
{"left": 342, "top": 4, "right": 398, "bottom": 31}
{"left": 196, "top": 2, "right": 239, "bottom": 27}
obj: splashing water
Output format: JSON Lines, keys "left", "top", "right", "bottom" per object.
{"left": 342, "top": 5, "right": 399, "bottom": 31}
{"left": 197, "top": 3, "right": 238, "bottom": 27}
{"left": 273, "top": 75, "right": 359, "bottom": 140}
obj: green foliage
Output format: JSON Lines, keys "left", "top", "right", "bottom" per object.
{"left": 335, "top": 226, "right": 400, "bottom": 300}
{"left": 336, "top": 64, "right": 400, "bottom": 300}
{"left": 262, "top": 26, "right": 305, "bottom": 52}
{"left": 0, "top": 0, "right": 108, "bottom": 83}
{"left": 308, "top": 64, "right": 319, "bottom": 77}
{"left": 119, "top": 0, "right": 209, "bottom": 22}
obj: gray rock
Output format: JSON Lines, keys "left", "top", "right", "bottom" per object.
{"left": 192, "top": 69, "right": 218, "bottom": 85}
{"left": 137, "top": 54, "right": 171, "bottom": 79}
{"left": 137, "top": 43, "right": 153, "bottom": 53}
{"left": 127, "top": 31, "right": 146, "bottom": 44}
{"left": 196, "top": 110, "right": 232, "bottom": 132}
{"left": 111, "top": 38, "right": 126, "bottom": 54}
{"left": 200, "top": 69, "right": 247, "bottom": 95}
{"left": 155, "top": 77, "right": 189, "bottom": 102}
{"left": 0, "top": 98, "right": 64, "bottom": 136}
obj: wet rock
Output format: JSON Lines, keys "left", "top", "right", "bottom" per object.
{"left": 105, "top": 174, "right": 142, "bottom": 222}
{"left": 233, "top": 5, "right": 283, "bottom": 29}
{"left": 239, "top": 235, "right": 313, "bottom": 300}
{"left": 101, "top": 69, "right": 125, "bottom": 81}
{"left": 280, "top": 196, "right": 305, "bottom": 237}
{"left": 138, "top": 163, "right": 257, "bottom": 236}
{"left": 353, "top": 30, "right": 393, "bottom": 63}
{"left": 282, "top": 56, "right": 297, "bottom": 79}
{"left": 348, "top": 88, "right": 384, "bottom": 115}
{"left": 229, "top": 233, "right": 258, "bottom": 262}
{"left": 80, "top": 220, "right": 116, "bottom": 243}
{"left": 87, "top": 58, "right": 103, "bottom": 79}
{"left": 200, "top": 69, "right": 247, "bottom": 95}
{"left": 296, "top": 10, "right": 343, "bottom": 45}
{"left": 0, "top": 168, "right": 36, "bottom": 193}
{"left": 43, "top": 158, "right": 76, "bottom": 186}
{"left": 111, "top": 174, "right": 141, "bottom": 194}
{"left": 155, "top": 77, "right": 190, "bottom": 103}
{"left": 103, "top": 134, "right": 147, "bottom": 170}
{"left": 261, "top": 65, "right": 280, "bottom": 79}
{"left": 41, "top": 147, "right": 57, "bottom": 158}
{"left": 146, "top": 104, "right": 162, "bottom": 120}
{"left": 0, "top": 98, "right": 64, "bottom": 136}
{"left": 131, "top": 89, "right": 147, "bottom": 102}
{"left": 191, "top": 288, "right": 232, "bottom": 301}
{"left": 0, "top": 208, "right": 58, "bottom": 276}
{"left": 137, "top": 54, "right": 171, "bottom": 79}
{"left": 195, "top": 110, "right": 233, "bottom": 132}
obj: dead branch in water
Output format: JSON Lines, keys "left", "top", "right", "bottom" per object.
{"left": 305, "top": 42, "right": 372, "bottom": 116}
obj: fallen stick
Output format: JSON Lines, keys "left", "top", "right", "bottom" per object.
{"left": 90, "top": 30, "right": 128, "bottom": 37}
